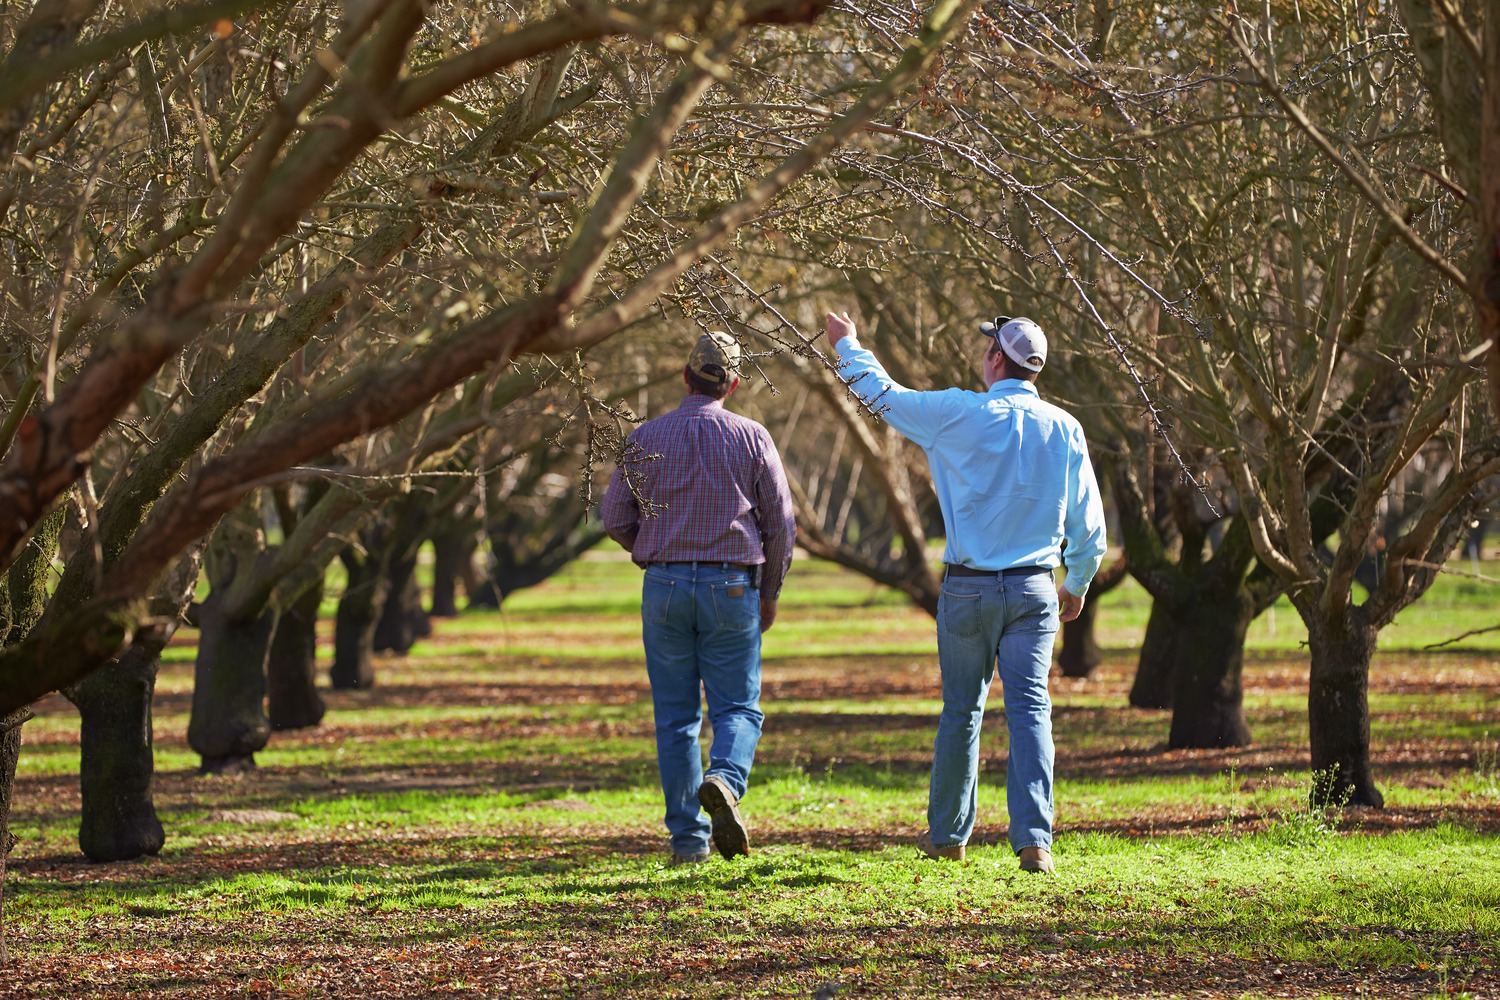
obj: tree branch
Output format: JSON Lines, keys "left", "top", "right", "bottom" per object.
{"left": 1221, "top": 12, "right": 1470, "bottom": 293}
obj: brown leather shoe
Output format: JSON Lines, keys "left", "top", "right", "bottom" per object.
{"left": 1018, "top": 846, "right": 1055, "bottom": 873}
{"left": 916, "top": 830, "right": 965, "bottom": 861}
{"left": 698, "top": 774, "right": 750, "bottom": 859}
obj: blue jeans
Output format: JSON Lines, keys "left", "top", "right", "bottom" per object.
{"left": 640, "top": 563, "right": 765, "bottom": 855}
{"left": 928, "top": 569, "right": 1060, "bottom": 853}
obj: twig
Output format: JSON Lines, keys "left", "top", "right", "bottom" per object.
{"left": 1424, "top": 623, "right": 1500, "bottom": 651}
{"left": 1402, "top": 560, "right": 1500, "bottom": 585}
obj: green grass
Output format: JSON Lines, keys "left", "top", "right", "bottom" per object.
{"left": 16, "top": 826, "right": 1498, "bottom": 960}
{"left": 7, "top": 551, "right": 1499, "bottom": 998}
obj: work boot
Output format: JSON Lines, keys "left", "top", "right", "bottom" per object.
{"left": 697, "top": 774, "right": 749, "bottom": 859}
{"left": 916, "top": 830, "right": 965, "bottom": 861}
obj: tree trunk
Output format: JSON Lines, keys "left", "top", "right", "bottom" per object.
{"left": 1058, "top": 554, "right": 1127, "bottom": 679}
{"left": 1057, "top": 597, "right": 1104, "bottom": 678}
{"left": 0, "top": 709, "right": 29, "bottom": 966}
{"left": 70, "top": 644, "right": 167, "bottom": 861}
{"left": 332, "top": 552, "right": 387, "bottom": 690}
{"left": 60, "top": 546, "right": 201, "bottom": 862}
{"left": 1306, "top": 608, "right": 1383, "bottom": 808}
{"left": 1129, "top": 599, "right": 1177, "bottom": 709}
{"left": 470, "top": 482, "right": 604, "bottom": 608}
{"left": 429, "top": 528, "right": 478, "bottom": 617}
{"left": 373, "top": 554, "right": 428, "bottom": 654}
{"left": 268, "top": 579, "right": 326, "bottom": 732}
{"left": 188, "top": 591, "right": 277, "bottom": 774}
{"left": 1166, "top": 589, "right": 1253, "bottom": 749}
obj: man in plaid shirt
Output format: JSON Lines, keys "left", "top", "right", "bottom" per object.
{"left": 602, "top": 332, "right": 795, "bottom": 864}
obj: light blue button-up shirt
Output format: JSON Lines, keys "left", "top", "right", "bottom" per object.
{"left": 835, "top": 337, "right": 1107, "bottom": 596}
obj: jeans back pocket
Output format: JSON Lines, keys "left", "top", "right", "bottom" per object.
{"left": 938, "top": 588, "right": 984, "bottom": 639}
{"left": 643, "top": 577, "right": 676, "bottom": 624}
{"left": 710, "top": 582, "right": 757, "bottom": 631}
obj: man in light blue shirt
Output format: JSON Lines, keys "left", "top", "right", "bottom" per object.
{"left": 821, "top": 310, "right": 1107, "bottom": 873}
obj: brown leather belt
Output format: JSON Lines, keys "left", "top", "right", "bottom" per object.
{"left": 945, "top": 564, "right": 1047, "bottom": 578}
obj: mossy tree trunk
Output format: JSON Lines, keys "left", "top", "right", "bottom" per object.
{"left": 362, "top": 488, "right": 458, "bottom": 657}
{"left": 1303, "top": 605, "right": 1383, "bottom": 808}
{"left": 332, "top": 541, "right": 388, "bottom": 690}
{"left": 1131, "top": 554, "right": 1265, "bottom": 729}
{"left": 1292, "top": 498, "right": 1478, "bottom": 809}
{"left": 1, "top": 509, "right": 59, "bottom": 930}
{"left": 188, "top": 479, "right": 377, "bottom": 767}
{"left": 1128, "top": 599, "right": 1179, "bottom": 709}
{"left": 0, "top": 709, "right": 30, "bottom": 966}
{"left": 189, "top": 586, "right": 277, "bottom": 775}
{"left": 267, "top": 578, "right": 325, "bottom": 732}
{"left": 70, "top": 641, "right": 168, "bottom": 860}
{"left": 189, "top": 501, "right": 279, "bottom": 774}
{"left": 1116, "top": 465, "right": 1271, "bottom": 745}
{"left": 373, "top": 552, "right": 429, "bottom": 654}
{"left": 67, "top": 547, "right": 202, "bottom": 861}
{"left": 260, "top": 478, "right": 374, "bottom": 710}
{"left": 1164, "top": 588, "right": 1254, "bottom": 748}
{"left": 429, "top": 518, "right": 480, "bottom": 617}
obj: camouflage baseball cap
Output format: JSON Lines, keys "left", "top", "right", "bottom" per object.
{"left": 687, "top": 331, "right": 742, "bottom": 384}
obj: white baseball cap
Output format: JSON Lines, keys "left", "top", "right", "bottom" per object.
{"left": 978, "top": 316, "right": 1047, "bottom": 372}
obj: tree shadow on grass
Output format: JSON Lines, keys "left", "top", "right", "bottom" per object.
{"left": 9, "top": 876, "right": 1488, "bottom": 999}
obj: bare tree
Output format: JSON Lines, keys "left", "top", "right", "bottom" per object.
{"left": 0, "top": 0, "right": 979, "bottom": 719}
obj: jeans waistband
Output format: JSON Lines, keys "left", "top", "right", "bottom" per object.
{"left": 944, "top": 564, "right": 1048, "bottom": 578}
{"left": 650, "top": 561, "right": 753, "bottom": 573}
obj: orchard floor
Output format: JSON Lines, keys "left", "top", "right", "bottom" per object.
{"left": 5, "top": 554, "right": 1499, "bottom": 999}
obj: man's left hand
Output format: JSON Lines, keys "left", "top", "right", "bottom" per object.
{"left": 759, "top": 596, "right": 778, "bottom": 633}
{"left": 1058, "top": 586, "right": 1084, "bottom": 623}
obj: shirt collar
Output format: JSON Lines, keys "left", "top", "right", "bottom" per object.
{"left": 987, "top": 378, "right": 1040, "bottom": 396}
{"left": 678, "top": 393, "right": 724, "bottom": 411}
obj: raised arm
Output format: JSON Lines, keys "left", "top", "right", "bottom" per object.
{"left": 820, "top": 311, "right": 952, "bottom": 448}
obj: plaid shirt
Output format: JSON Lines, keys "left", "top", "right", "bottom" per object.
{"left": 602, "top": 394, "right": 796, "bottom": 598}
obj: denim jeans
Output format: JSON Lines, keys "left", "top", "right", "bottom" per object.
{"left": 928, "top": 569, "right": 1060, "bottom": 853}
{"left": 640, "top": 562, "right": 765, "bottom": 855}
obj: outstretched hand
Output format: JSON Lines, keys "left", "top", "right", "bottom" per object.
{"left": 824, "top": 311, "right": 857, "bottom": 347}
